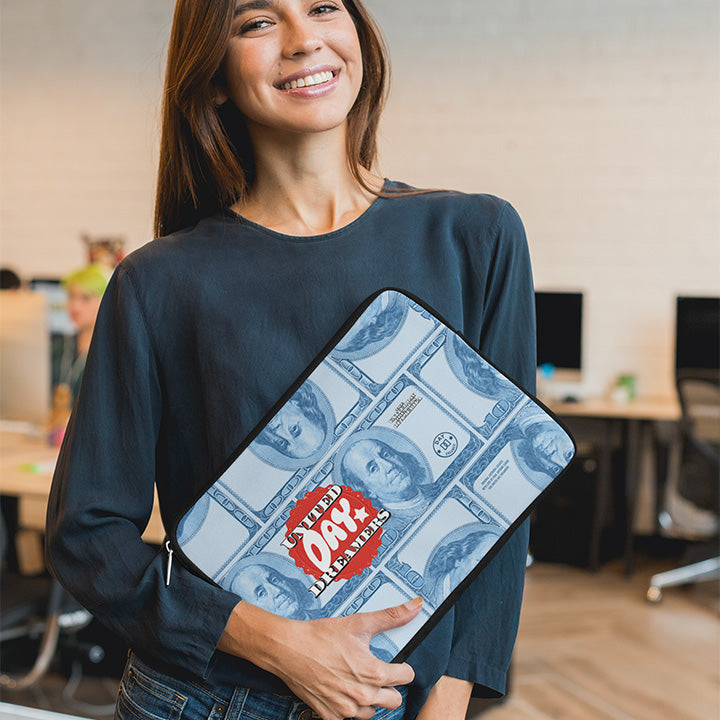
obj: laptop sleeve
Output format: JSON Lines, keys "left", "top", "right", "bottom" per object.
{"left": 171, "top": 288, "right": 576, "bottom": 662}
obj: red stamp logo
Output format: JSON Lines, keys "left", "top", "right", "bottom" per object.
{"left": 281, "top": 485, "right": 390, "bottom": 599}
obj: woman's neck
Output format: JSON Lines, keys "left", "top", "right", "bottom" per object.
{"left": 231, "top": 125, "right": 384, "bottom": 236}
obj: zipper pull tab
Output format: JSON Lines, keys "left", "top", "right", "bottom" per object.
{"left": 164, "top": 540, "right": 174, "bottom": 587}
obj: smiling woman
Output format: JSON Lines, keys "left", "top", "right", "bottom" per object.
{"left": 155, "top": 0, "right": 388, "bottom": 237}
{"left": 45, "top": 1, "right": 536, "bottom": 719}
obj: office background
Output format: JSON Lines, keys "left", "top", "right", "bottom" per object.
{"left": 0, "top": 2, "right": 718, "bottom": 719}
{"left": 1, "top": 0, "right": 719, "bottom": 402}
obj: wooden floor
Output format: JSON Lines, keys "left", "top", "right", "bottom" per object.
{"left": 469, "top": 558, "right": 720, "bottom": 720}
{"left": 2, "top": 557, "right": 718, "bottom": 720}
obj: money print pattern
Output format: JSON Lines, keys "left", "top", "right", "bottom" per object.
{"left": 175, "top": 290, "right": 574, "bottom": 659}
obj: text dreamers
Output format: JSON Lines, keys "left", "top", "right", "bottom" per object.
{"left": 281, "top": 485, "right": 390, "bottom": 599}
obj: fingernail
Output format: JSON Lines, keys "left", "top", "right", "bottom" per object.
{"left": 403, "top": 597, "right": 423, "bottom": 611}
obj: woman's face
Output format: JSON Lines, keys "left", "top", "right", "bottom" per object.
{"left": 221, "top": 0, "right": 363, "bottom": 137}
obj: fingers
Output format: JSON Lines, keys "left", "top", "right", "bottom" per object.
{"left": 352, "top": 705, "right": 383, "bottom": 720}
{"left": 340, "top": 597, "right": 420, "bottom": 692}
{"left": 351, "top": 686, "right": 406, "bottom": 719}
{"left": 357, "top": 596, "right": 423, "bottom": 637}
{"left": 248, "top": 602, "right": 420, "bottom": 720}
{"left": 356, "top": 650, "right": 414, "bottom": 691}
{"left": 312, "top": 686, "right": 405, "bottom": 720}
{"left": 374, "top": 685, "right": 405, "bottom": 710}
{"left": 385, "top": 660, "right": 415, "bottom": 687}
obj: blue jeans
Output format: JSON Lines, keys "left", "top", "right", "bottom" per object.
{"left": 115, "top": 652, "right": 407, "bottom": 720}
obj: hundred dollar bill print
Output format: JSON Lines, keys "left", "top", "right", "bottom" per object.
{"left": 460, "top": 401, "right": 576, "bottom": 525}
{"left": 410, "top": 329, "right": 524, "bottom": 441}
{"left": 328, "top": 292, "right": 439, "bottom": 395}
{"left": 174, "top": 289, "right": 575, "bottom": 660}
{"left": 209, "top": 364, "right": 372, "bottom": 523}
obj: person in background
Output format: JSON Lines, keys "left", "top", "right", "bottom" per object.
{"left": 0, "top": 268, "right": 22, "bottom": 290}
{"left": 51, "top": 263, "right": 111, "bottom": 404}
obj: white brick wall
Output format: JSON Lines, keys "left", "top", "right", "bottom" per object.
{"left": 0, "top": 0, "right": 173, "bottom": 273}
{"left": 1, "top": 0, "right": 718, "bottom": 398}
{"left": 369, "top": 0, "right": 720, "bottom": 398}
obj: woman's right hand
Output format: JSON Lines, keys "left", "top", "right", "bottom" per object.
{"left": 217, "top": 597, "right": 422, "bottom": 720}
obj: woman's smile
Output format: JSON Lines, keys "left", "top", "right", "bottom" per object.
{"left": 277, "top": 66, "right": 336, "bottom": 91}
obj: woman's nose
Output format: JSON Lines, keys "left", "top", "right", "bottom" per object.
{"left": 282, "top": 18, "right": 322, "bottom": 57}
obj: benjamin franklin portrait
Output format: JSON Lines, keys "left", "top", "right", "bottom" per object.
{"left": 424, "top": 522, "right": 502, "bottom": 607}
{"left": 222, "top": 553, "right": 320, "bottom": 620}
{"left": 510, "top": 406, "right": 574, "bottom": 488}
{"left": 334, "top": 428, "right": 434, "bottom": 526}
{"left": 252, "top": 380, "right": 336, "bottom": 471}
{"left": 445, "top": 331, "right": 517, "bottom": 399}
{"left": 333, "top": 292, "right": 408, "bottom": 360}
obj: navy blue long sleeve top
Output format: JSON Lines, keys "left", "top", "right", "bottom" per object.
{"left": 46, "top": 183, "right": 535, "bottom": 718}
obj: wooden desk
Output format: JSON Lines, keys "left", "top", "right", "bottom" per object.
{"left": 546, "top": 396, "right": 681, "bottom": 574}
{"left": 549, "top": 396, "right": 681, "bottom": 422}
{"left": 1, "top": 430, "right": 165, "bottom": 572}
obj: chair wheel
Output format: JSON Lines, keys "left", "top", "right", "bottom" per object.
{"left": 646, "top": 585, "right": 663, "bottom": 603}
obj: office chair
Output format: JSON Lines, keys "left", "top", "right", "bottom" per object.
{"left": 647, "top": 370, "right": 720, "bottom": 602}
{"left": 0, "top": 574, "right": 92, "bottom": 690}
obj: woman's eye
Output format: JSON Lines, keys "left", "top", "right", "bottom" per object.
{"left": 240, "top": 17, "right": 273, "bottom": 33}
{"left": 311, "top": 3, "right": 340, "bottom": 16}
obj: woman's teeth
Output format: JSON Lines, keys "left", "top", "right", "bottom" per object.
{"left": 281, "top": 71, "right": 334, "bottom": 90}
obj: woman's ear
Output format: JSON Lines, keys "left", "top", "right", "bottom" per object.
{"left": 211, "top": 67, "right": 229, "bottom": 106}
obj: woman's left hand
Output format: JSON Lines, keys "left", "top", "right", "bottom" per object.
{"left": 217, "top": 597, "right": 421, "bottom": 720}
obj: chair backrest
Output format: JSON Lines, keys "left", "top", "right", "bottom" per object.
{"left": 676, "top": 370, "right": 720, "bottom": 462}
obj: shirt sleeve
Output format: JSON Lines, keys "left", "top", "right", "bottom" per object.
{"left": 444, "top": 200, "right": 536, "bottom": 697}
{"left": 45, "top": 263, "right": 240, "bottom": 678}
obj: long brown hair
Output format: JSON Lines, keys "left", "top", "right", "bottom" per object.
{"left": 154, "top": 0, "right": 391, "bottom": 238}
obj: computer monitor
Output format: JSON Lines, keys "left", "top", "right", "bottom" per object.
{"left": 675, "top": 296, "right": 720, "bottom": 372}
{"left": 535, "top": 291, "right": 583, "bottom": 382}
{"left": 30, "top": 277, "right": 75, "bottom": 335}
{"left": 0, "top": 290, "right": 50, "bottom": 426}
